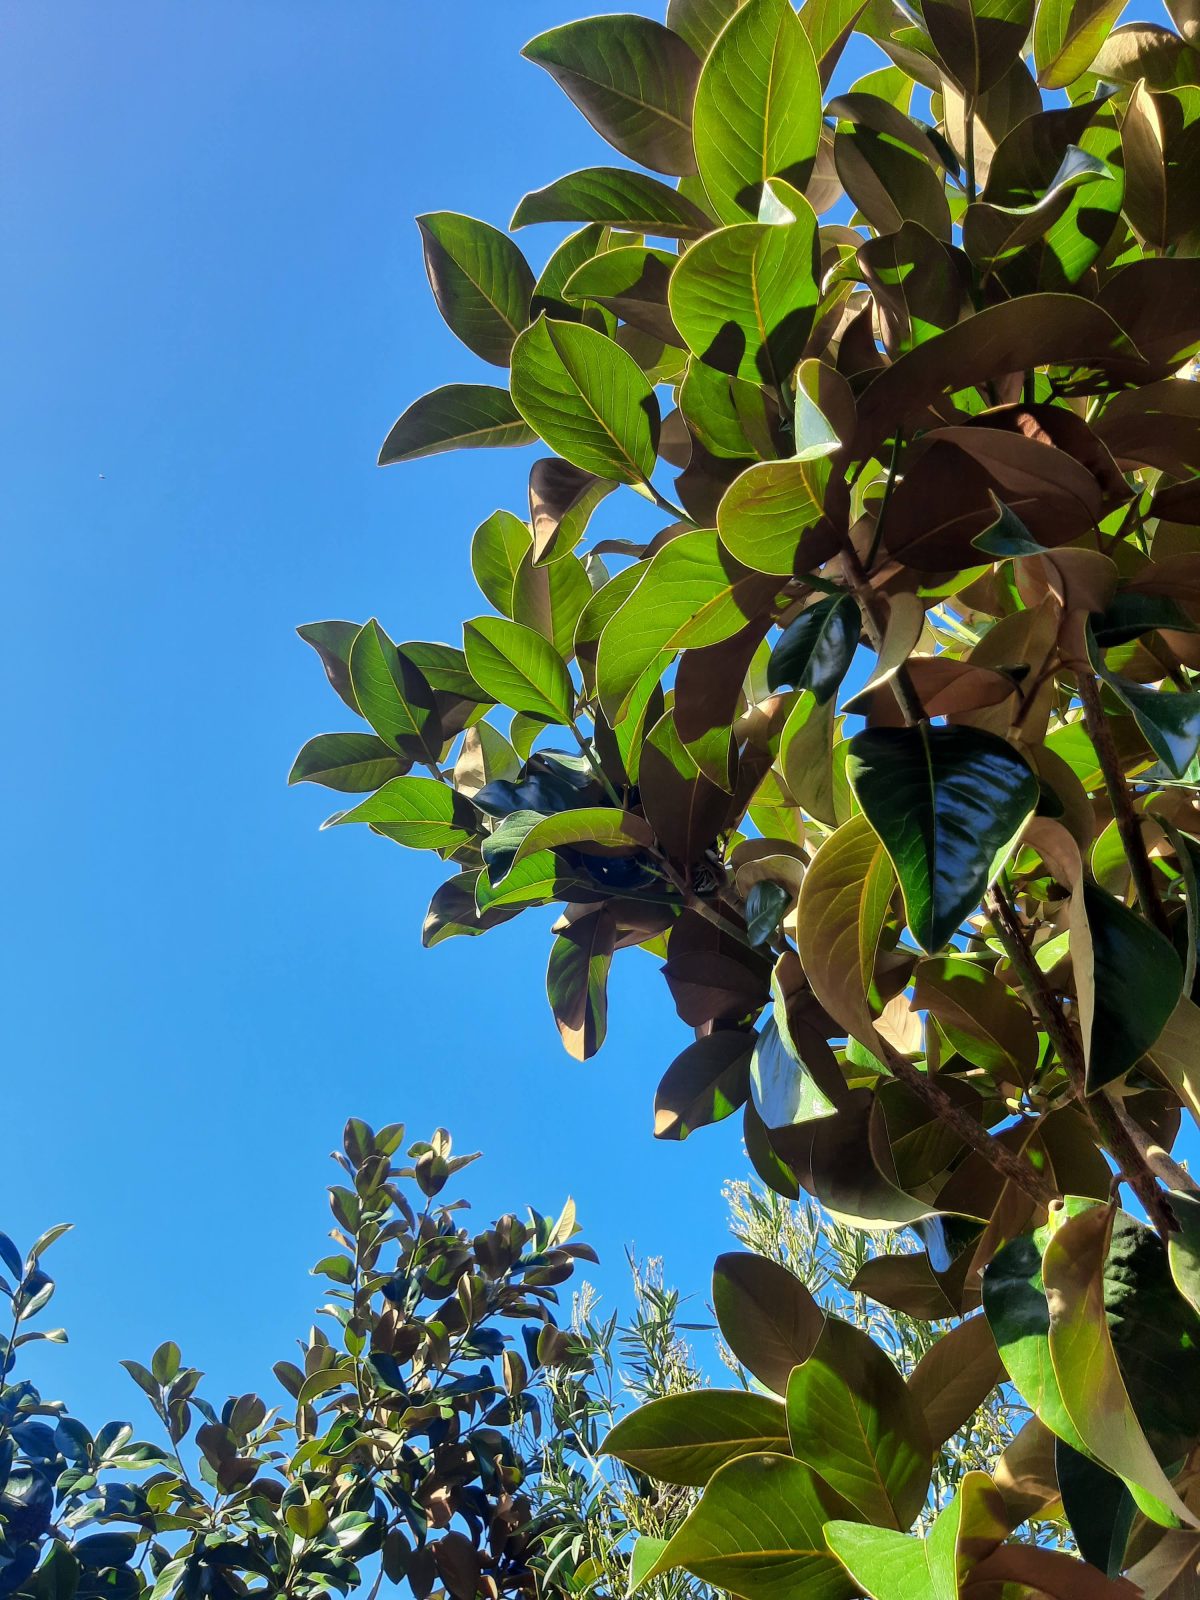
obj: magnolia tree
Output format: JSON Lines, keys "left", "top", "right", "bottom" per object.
{"left": 295, "top": 0, "right": 1200, "bottom": 1591}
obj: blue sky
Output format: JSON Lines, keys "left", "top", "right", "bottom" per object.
{"left": 6, "top": 0, "right": 860, "bottom": 1429}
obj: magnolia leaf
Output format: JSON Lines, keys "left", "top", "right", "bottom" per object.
{"left": 766, "top": 594, "right": 859, "bottom": 702}
{"left": 563, "top": 247, "right": 681, "bottom": 346}
{"left": 510, "top": 317, "right": 660, "bottom": 484}
{"left": 328, "top": 777, "right": 475, "bottom": 852}
{"left": 289, "top": 733, "right": 410, "bottom": 793}
{"left": 643, "top": 1453, "right": 856, "bottom": 1600}
{"left": 668, "top": 197, "right": 821, "bottom": 389}
{"left": 546, "top": 908, "right": 617, "bottom": 1059}
{"left": 348, "top": 620, "right": 442, "bottom": 762}
{"left": 523, "top": 16, "right": 702, "bottom": 176}
{"left": 416, "top": 212, "right": 535, "bottom": 366}
{"left": 750, "top": 1015, "right": 839, "bottom": 1129}
{"left": 378, "top": 385, "right": 535, "bottom": 465}
{"left": 746, "top": 880, "right": 791, "bottom": 945}
{"left": 856, "top": 223, "right": 966, "bottom": 355}
{"left": 906, "top": 1314, "right": 1004, "bottom": 1450}
{"left": 692, "top": 0, "right": 822, "bottom": 223}
{"left": 596, "top": 530, "right": 777, "bottom": 720}
{"left": 913, "top": 955, "right": 1039, "bottom": 1083}
{"left": 463, "top": 616, "right": 575, "bottom": 724}
{"left": 1034, "top": 0, "right": 1127, "bottom": 86}
{"left": 505, "top": 807, "right": 655, "bottom": 876}
{"left": 655, "top": 1032, "right": 755, "bottom": 1140}
{"left": 847, "top": 725, "right": 1038, "bottom": 954}
{"left": 712, "top": 1251, "right": 824, "bottom": 1394}
{"left": 668, "top": 0, "right": 747, "bottom": 56}
{"left": 1043, "top": 1204, "right": 1200, "bottom": 1529}
{"left": 786, "top": 1317, "right": 932, "bottom": 1529}
{"left": 795, "top": 814, "right": 895, "bottom": 1050}
{"left": 1168, "top": 1190, "right": 1200, "bottom": 1319}
{"left": 1076, "top": 882, "right": 1183, "bottom": 1093}
{"left": 716, "top": 459, "right": 830, "bottom": 575}
{"left": 602, "top": 1392, "right": 790, "bottom": 1487}
{"left": 922, "top": 0, "right": 1033, "bottom": 100}
{"left": 511, "top": 167, "right": 712, "bottom": 238}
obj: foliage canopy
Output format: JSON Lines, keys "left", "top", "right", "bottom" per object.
{"left": 297, "top": 0, "right": 1200, "bottom": 1590}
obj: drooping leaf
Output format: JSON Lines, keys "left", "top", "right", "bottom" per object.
{"left": 546, "top": 908, "right": 617, "bottom": 1059}
{"left": 786, "top": 1317, "right": 932, "bottom": 1529}
{"left": 692, "top": 0, "right": 823, "bottom": 223}
{"left": 378, "top": 385, "right": 536, "bottom": 465}
{"left": 856, "top": 223, "right": 967, "bottom": 356}
{"left": 416, "top": 212, "right": 535, "bottom": 366}
{"left": 463, "top": 616, "right": 575, "bottom": 724}
{"left": 603, "top": 1392, "right": 790, "bottom": 1487}
{"left": 1043, "top": 1204, "right": 1199, "bottom": 1528}
{"left": 522, "top": 16, "right": 702, "bottom": 176}
{"left": 847, "top": 725, "right": 1038, "bottom": 953}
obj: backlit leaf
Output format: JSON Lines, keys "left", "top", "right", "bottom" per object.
{"left": 603, "top": 1391, "right": 790, "bottom": 1486}
{"left": 416, "top": 212, "right": 535, "bottom": 366}
{"left": 378, "top": 385, "right": 535, "bottom": 465}
{"left": 463, "top": 616, "right": 575, "bottom": 723}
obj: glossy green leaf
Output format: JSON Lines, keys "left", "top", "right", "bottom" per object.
{"left": 668, "top": 196, "right": 820, "bottom": 389}
{"left": 416, "top": 212, "right": 535, "bottom": 366}
{"left": 913, "top": 954, "right": 1039, "bottom": 1081}
{"left": 510, "top": 316, "right": 659, "bottom": 484}
{"left": 847, "top": 725, "right": 1038, "bottom": 953}
{"left": 378, "top": 384, "right": 535, "bottom": 465}
{"left": 1077, "top": 882, "right": 1183, "bottom": 1093}
{"left": 750, "top": 1015, "right": 839, "bottom": 1129}
{"left": 348, "top": 620, "right": 442, "bottom": 761}
{"left": 327, "top": 776, "right": 474, "bottom": 852}
{"left": 643, "top": 1453, "right": 856, "bottom": 1600}
{"left": 603, "top": 1391, "right": 790, "bottom": 1486}
{"left": 692, "top": 0, "right": 822, "bottom": 223}
{"left": 1168, "top": 1189, "right": 1200, "bottom": 1319}
{"left": 786, "top": 1317, "right": 931, "bottom": 1530}
{"left": 522, "top": 16, "right": 702, "bottom": 175}
{"left": 463, "top": 616, "right": 574, "bottom": 723}
{"left": 964, "top": 145, "right": 1116, "bottom": 275}
{"left": 1055, "top": 1439, "right": 1136, "bottom": 1579}
{"left": 746, "top": 879, "right": 791, "bottom": 945}
{"left": 471, "top": 510, "right": 533, "bottom": 619}
{"left": 288, "top": 733, "right": 410, "bottom": 793}
{"left": 716, "top": 459, "right": 828, "bottom": 575}
{"left": 766, "top": 595, "right": 859, "bottom": 703}
{"left": 511, "top": 167, "right": 712, "bottom": 238}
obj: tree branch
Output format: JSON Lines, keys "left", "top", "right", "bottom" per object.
{"left": 985, "top": 884, "right": 1181, "bottom": 1237}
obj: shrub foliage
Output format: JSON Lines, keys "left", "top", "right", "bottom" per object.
{"left": 296, "top": 0, "right": 1200, "bottom": 1590}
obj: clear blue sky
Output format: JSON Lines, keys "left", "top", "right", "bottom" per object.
{"left": 5, "top": 0, "right": 840, "bottom": 1428}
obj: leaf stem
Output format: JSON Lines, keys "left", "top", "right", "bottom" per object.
{"left": 864, "top": 428, "right": 904, "bottom": 572}
{"left": 1076, "top": 670, "right": 1171, "bottom": 936}
{"left": 569, "top": 718, "right": 623, "bottom": 808}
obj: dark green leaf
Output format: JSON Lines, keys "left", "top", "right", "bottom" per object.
{"left": 564, "top": 247, "right": 681, "bottom": 346}
{"left": 348, "top": 620, "right": 442, "bottom": 762}
{"left": 746, "top": 880, "right": 791, "bottom": 945}
{"left": 378, "top": 385, "right": 536, "bottom": 465}
{"left": 766, "top": 595, "right": 859, "bottom": 703}
{"left": 522, "top": 16, "right": 702, "bottom": 175}
{"left": 603, "top": 1391, "right": 790, "bottom": 1486}
{"left": 1079, "top": 882, "right": 1183, "bottom": 1092}
{"left": 511, "top": 167, "right": 713, "bottom": 238}
{"left": 289, "top": 733, "right": 410, "bottom": 792}
{"left": 847, "top": 725, "right": 1038, "bottom": 952}
{"left": 416, "top": 212, "right": 535, "bottom": 366}
{"left": 712, "top": 1251, "right": 823, "bottom": 1394}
